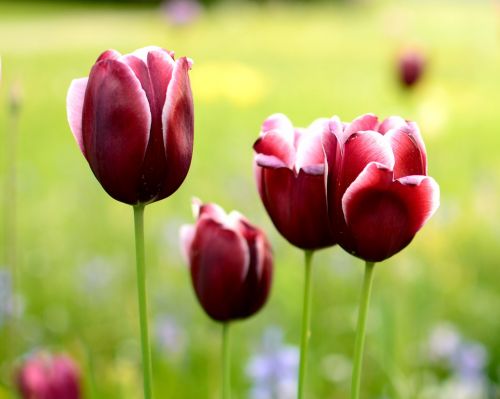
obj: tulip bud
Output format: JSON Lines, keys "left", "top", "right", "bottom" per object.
{"left": 398, "top": 49, "right": 425, "bottom": 89}
{"left": 180, "top": 200, "right": 273, "bottom": 322}
{"left": 253, "top": 114, "right": 336, "bottom": 250}
{"left": 16, "top": 353, "right": 81, "bottom": 399}
{"left": 67, "top": 46, "right": 194, "bottom": 205}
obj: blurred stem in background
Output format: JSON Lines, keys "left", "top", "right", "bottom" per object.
{"left": 133, "top": 204, "right": 153, "bottom": 399}
{"left": 351, "top": 261, "right": 376, "bottom": 399}
{"left": 3, "top": 79, "right": 21, "bottom": 365}
{"left": 297, "top": 250, "right": 314, "bottom": 399}
{"left": 222, "top": 322, "right": 231, "bottom": 399}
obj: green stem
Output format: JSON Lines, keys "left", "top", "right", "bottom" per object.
{"left": 297, "top": 250, "right": 314, "bottom": 399}
{"left": 351, "top": 261, "right": 376, "bottom": 399}
{"left": 222, "top": 323, "right": 231, "bottom": 399}
{"left": 133, "top": 204, "right": 153, "bottom": 399}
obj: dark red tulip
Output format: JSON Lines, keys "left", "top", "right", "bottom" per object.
{"left": 253, "top": 114, "right": 336, "bottom": 250}
{"left": 16, "top": 353, "right": 81, "bottom": 399}
{"left": 398, "top": 49, "right": 425, "bottom": 89}
{"left": 67, "top": 46, "right": 194, "bottom": 205}
{"left": 180, "top": 200, "right": 273, "bottom": 322}
{"left": 324, "top": 113, "right": 440, "bottom": 262}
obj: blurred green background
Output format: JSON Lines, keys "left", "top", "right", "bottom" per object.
{"left": 1, "top": 0, "right": 500, "bottom": 398}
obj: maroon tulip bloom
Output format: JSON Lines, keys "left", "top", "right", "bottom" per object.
{"left": 16, "top": 353, "right": 81, "bottom": 399}
{"left": 398, "top": 49, "right": 425, "bottom": 88}
{"left": 180, "top": 200, "right": 273, "bottom": 322}
{"left": 324, "top": 113, "right": 440, "bottom": 262}
{"left": 67, "top": 46, "right": 194, "bottom": 205}
{"left": 253, "top": 114, "right": 336, "bottom": 250}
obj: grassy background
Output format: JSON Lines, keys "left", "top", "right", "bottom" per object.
{"left": 1, "top": 0, "right": 500, "bottom": 398}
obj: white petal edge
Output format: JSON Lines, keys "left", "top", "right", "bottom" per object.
{"left": 179, "top": 224, "right": 195, "bottom": 265}
{"left": 66, "top": 77, "right": 88, "bottom": 155}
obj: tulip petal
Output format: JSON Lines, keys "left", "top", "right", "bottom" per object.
{"left": 256, "top": 165, "right": 334, "bottom": 249}
{"left": 342, "top": 113, "right": 379, "bottom": 142}
{"left": 238, "top": 223, "right": 273, "bottom": 317}
{"left": 66, "top": 77, "right": 88, "bottom": 156}
{"left": 378, "top": 116, "right": 407, "bottom": 134}
{"left": 82, "top": 59, "right": 151, "bottom": 204}
{"left": 120, "top": 50, "right": 176, "bottom": 203}
{"left": 96, "top": 49, "right": 121, "bottom": 62}
{"left": 295, "top": 119, "right": 328, "bottom": 173}
{"left": 385, "top": 123, "right": 427, "bottom": 178}
{"left": 161, "top": 56, "right": 194, "bottom": 198}
{"left": 190, "top": 218, "right": 250, "bottom": 321}
{"left": 261, "top": 113, "right": 295, "bottom": 137}
{"left": 339, "top": 130, "right": 395, "bottom": 193}
{"left": 341, "top": 162, "right": 440, "bottom": 262}
{"left": 253, "top": 131, "right": 295, "bottom": 169}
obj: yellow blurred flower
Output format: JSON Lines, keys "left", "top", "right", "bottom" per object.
{"left": 191, "top": 61, "right": 268, "bottom": 106}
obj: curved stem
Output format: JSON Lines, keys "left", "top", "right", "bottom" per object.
{"left": 297, "top": 250, "right": 314, "bottom": 399}
{"left": 133, "top": 204, "right": 153, "bottom": 399}
{"left": 350, "top": 261, "right": 376, "bottom": 399}
{"left": 222, "top": 322, "right": 231, "bottom": 399}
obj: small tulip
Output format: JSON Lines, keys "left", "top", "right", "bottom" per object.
{"left": 67, "top": 46, "right": 194, "bottom": 205}
{"left": 324, "top": 113, "right": 440, "bottom": 262}
{"left": 16, "top": 353, "right": 81, "bottom": 399}
{"left": 398, "top": 49, "right": 425, "bottom": 89}
{"left": 180, "top": 200, "right": 273, "bottom": 322}
{"left": 253, "top": 114, "right": 336, "bottom": 250}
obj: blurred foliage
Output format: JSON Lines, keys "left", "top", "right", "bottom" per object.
{"left": 1, "top": 0, "right": 500, "bottom": 398}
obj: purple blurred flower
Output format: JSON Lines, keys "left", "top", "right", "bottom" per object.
{"left": 428, "top": 323, "right": 461, "bottom": 363}
{"left": 451, "top": 342, "right": 487, "bottom": 380}
{"left": 246, "top": 328, "right": 299, "bottom": 399}
{"left": 161, "top": 0, "right": 202, "bottom": 26}
{"left": 0, "top": 268, "right": 12, "bottom": 327}
{"left": 426, "top": 323, "right": 491, "bottom": 398}
{"left": 155, "top": 314, "right": 187, "bottom": 358}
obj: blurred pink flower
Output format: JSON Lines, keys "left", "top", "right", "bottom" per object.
{"left": 16, "top": 353, "right": 81, "bottom": 399}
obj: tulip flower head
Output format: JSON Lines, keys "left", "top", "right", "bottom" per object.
{"left": 67, "top": 46, "right": 194, "bottom": 205}
{"left": 398, "top": 48, "right": 426, "bottom": 89}
{"left": 324, "top": 113, "right": 439, "bottom": 262}
{"left": 180, "top": 200, "right": 273, "bottom": 322}
{"left": 253, "top": 114, "right": 336, "bottom": 250}
{"left": 16, "top": 353, "right": 81, "bottom": 399}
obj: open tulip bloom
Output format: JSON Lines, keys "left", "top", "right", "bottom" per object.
{"left": 66, "top": 46, "right": 194, "bottom": 399}
{"left": 180, "top": 199, "right": 273, "bottom": 399}
{"left": 254, "top": 113, "right": 439, "bottom": 399}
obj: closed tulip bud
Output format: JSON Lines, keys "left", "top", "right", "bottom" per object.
{"left": 398, "top": 49, "right": 425, "bottom": 89}
{"left": 67, "top": 46, "right": 194, "bottom": 205}
{"left": 16, "top": 353, "right": 81, "bottom": 399}
{"left": 253, "top": 114, "right": 336, "bottom": 250}
{"left": 324, "top": 113, "right": 440, "bottom": 262}
{"left": 180, "top": 200, "right": 273, "bottom": 322}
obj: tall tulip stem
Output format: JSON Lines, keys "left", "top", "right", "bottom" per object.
{"left": 298, "top": 250, "right": 314, "bottom": 399}
{"left": 133, "top": 204, "right": 153, "bottom": 399}
{"left": 222, "top": 322, "right": 231, "bottom": 399}
{"left": 351, "top": 261, "right": 376, "bottom": 399}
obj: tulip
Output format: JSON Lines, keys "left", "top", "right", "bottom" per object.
{"left": 324, "top": 113, "right": 439, "bottom": 263}
{"left": 181, "top": 199, "right": 273, "bottom": 399}
{"left": 67, "top": 46, "right": 194, "bottom": 399}
{"left": 398, "top": 48, "right": 425, "bottom": 89}
{"left": 181, "top": 200, "right": 273, "bottom": 322}
{"left": 67, "top": 46, "right": 194, "bottom": 205}
{"left": 253, "top": 113, "right": 335, "bottom": 250}
{"left": 253, "top": 114, "right": 340, "bottom": 399}
{"left": 16, "top": 353, "right": 81, "bottom": 399}
{"left": 322, "top": 113, "right": 439, "bottom": 399}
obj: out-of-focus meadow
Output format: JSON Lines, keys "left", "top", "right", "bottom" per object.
{"left": 1, "top": 0, "right": 500, "bottom": 398}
